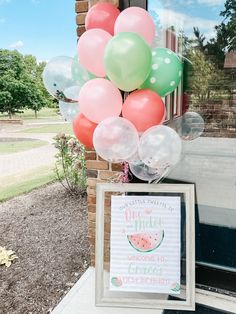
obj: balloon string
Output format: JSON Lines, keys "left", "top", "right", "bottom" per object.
{"left": 55, "top": 90, "right": 78, "bottom": 103}
{"left": 176, "top": 54, "right": 193, "bottom": 65}
{"left": 119, "top": 162, "right": 130, "bottom": 183}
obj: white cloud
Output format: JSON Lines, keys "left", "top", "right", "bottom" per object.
{"left": 157, "top": 8, "right": 217, "bottom": 39}
{"left": 9, "top": 40, "right": 24, "bottom": 49}
{"left": 0, "top": 17, "right": 6, "bottom": 23}
{"left": 198, "top": 0, "right": 224, "bottom": 6}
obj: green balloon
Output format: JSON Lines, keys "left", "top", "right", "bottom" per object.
{"left": 104, "top": 32, "right": 152, "bottom": 92}
{"left": 141, "top": 48, "right": 183, "bottom": 97}
{"left": 71, "top": 56, "right": 95, "bottom": 87}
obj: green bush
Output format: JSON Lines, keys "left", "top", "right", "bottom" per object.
{"left": 54, "top": 133, "right": 87, "bottom": 196}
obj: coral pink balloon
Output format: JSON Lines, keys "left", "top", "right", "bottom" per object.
{"left": 85, "top": 3, "right": 120, "bottom": 35}
{"left": 79, "top": 78, "right": 123, "bottom": 124}
{"left": 114, "top": 7, "right": 155, "bottom": 46}
{"left": 73, "top": 113, "right": 97, "bottom": 148}
{"left": 122, "top": 89, "right": 165, "bottom": 133}
{"left": 77, "top": 29, "right": 112, "bottom": 77}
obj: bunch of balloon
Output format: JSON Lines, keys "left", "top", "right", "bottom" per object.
{"left": 43, "top": 4, "right": 205, "bottom": 183}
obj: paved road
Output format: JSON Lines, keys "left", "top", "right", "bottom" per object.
{"left": 0, "top": 132, "right": 56, "bottom": 177}
{"left": 0, "top": 120, "right": 69, "bottom": 178}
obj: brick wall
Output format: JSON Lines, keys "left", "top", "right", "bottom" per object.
{"left": 85, "top": 150, "right": 122, "bottom": 266}
{"left": 190, "top": 96, "right": 236, "bottom": 138}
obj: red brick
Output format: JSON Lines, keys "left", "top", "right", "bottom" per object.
{"left": 77, "top": 25, "right": 86, "bottom": 36}
{"left": 76, "top": 12, "right": 86, "bottom": 25}
{"left": 88, "top": 204, "right": 96, "bottom": 214}
{"left": 85, "top": 151, "right": 97, "bottom": 160}
{"left": 75, "top": 1, "right": 88, "bottom": 13}
{"left": 111, "top": 163, "right": 123, "bottom": 171}
{"left": 87, "top": 195, "right": 96, "bottom": 205}
{"left": 86, "top": 160, "right": 109, "bottom": 170}
{"left": 99, "top": 170, "right": 121, "bottom": 180}
{"left": 87, "top": 185, "right": 96, "bottom": 196}
{"left": 87, "top": 178, "right": 102, "bottom": 187}
{"left": 86, "top": 169, "right": 98, "bottom": 178}
{"left": 88, "top": 211, "right": 96, "bottom": 222}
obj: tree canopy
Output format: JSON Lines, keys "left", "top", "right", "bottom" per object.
{"left": 194, "top": 0, "right": 236, "bottom": 68}
{"left": 0, "top": 49, "right": 53, "bottom": 118}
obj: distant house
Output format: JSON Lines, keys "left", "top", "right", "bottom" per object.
{"left": 224, "top": 52, "right": 236, "bottom": 105}
{"left": 224, "top": 51, "right": 236, "bottom": 69}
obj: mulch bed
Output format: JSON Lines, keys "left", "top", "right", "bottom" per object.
{"left": 0, "top": 182, "right": 90, "bottom": 314}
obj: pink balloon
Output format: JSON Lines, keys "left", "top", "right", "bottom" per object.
{"left": 85, "top": 3, "right": 120, "bottom": 35}
{"left": 77, "top": 29, "right": 112, "bottom": 77}
{"left": 114, "top": 7, "right": 155, "bottom": 46}
{"left": 79, "top": 78, "right": 123, "bottom": 124}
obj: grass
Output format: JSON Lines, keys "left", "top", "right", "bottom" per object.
{"left": 19, "top": 123, "right": 73, "bottom": 134}
{"left": 0, "top": 108, "right": 59, "bottom": 121}
{"left": 0, "top": 165, "right": 56, "bottom": 202}
{"left": 0, "top": 140, "right": 48, "bottom": 154}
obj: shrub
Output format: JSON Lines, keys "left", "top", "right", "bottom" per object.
{"left": 54, "top": 133, "right": 86, "bottom": 196}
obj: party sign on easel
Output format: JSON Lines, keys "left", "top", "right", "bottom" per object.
{"left": 110, "top": 195, "right": 181, "bottom": 294}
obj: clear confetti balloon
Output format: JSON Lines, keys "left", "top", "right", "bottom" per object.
{"left": 59, "top": 102, "right": 80, "bottom": 122}
{"left": 139, "top": 125, "right": 182, "bottom": 169}
{"left": 126, "top": 150, "right": 140, "bottom": 163}
{"left": 129, "top": 161, "right": 163, "bottom": 182}
{"left": 168, "top": 112, "right": 204, "bottom": 141}
{"left": 42, "top": 56, "right": 77, "bottom": 100}
{"left": 93, "top": 117, "right": 139, "bottom": 163}
{"left": 71, "top": 56, "right": 95, "bottom": 86}
{"left": 64, "top": 85, "right": 80, "bottom": 102}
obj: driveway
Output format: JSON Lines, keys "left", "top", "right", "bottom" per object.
{"left": 0, "top": 133, "right": 56, "bottom": 177}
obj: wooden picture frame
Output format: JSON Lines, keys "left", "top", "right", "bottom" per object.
{"left": 95, "top": 183, "right": 195, "bottom": 311}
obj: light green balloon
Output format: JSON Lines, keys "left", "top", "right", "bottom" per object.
{"left": 104, "top": 32, "right": 152, "bottom": 92}
{"left": 71, "top": 56, "right": 95, "bottom": 87}
{"left": 141, "top": 48, "right": 183, "bottom": 97}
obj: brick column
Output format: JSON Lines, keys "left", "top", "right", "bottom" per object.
{"left": 85, "top": 150, "right": 122, "bottom": 265}
{"left": 76, "top": 0, "right": 123, "bottom": 267}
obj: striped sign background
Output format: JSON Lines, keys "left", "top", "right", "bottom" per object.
{"left": 110, "top": 195, "right": 181, "bottom": 294}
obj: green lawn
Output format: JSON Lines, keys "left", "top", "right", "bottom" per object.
{"left": 0, "top": 165, "right": 56, "bottom": 202}
{"left": 0, "top": 107, "right": 59, "bottom": 121}
{"left": 0, "top": 140, "right": 48, "bottom": 154}
{"left": 19, "top": 123, "right": 73, "bottom": 134}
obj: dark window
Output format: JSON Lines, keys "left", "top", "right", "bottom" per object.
{"left": 129, "top": 0, "right": 236, "bottom": 300}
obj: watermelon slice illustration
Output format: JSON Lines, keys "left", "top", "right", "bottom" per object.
{"left": 127, "top": 230, "right": 164, "bottom": 252}
{"left": 171, "top": 282, "right": 180, "bottom": 292}
{"left": 111, "top": 277, "right": 122, "bottom": 287}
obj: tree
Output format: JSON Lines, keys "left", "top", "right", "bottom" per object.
{"left": 0, "top": 50, "right": 26, "bottom": 118}
{"left": 204, "top": 0, "right": 236, "bottom": 68}
{"left": 187, "top": 49, "right": 216, "bottom": 104}
{"left": 23, "top": 55, "right": 55, "bottom": 116}
{"left": 193, "top": 27, "right": 206, "bottom": 52}
{"left": 218, "top": 0, "right": 236, "bottom": 51}
{"left": 0, "top": 49, "right": 52, "bottom": 118}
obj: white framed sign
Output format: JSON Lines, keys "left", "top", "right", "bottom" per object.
{"left": 95, "top": 183, "right": 195, "bottom": 311}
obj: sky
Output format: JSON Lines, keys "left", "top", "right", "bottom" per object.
{"left": 0, "top": 0, "right": 77, "bottom": 61}
{"left": 148, "top": 0, "right": 225, "bottom": 41}
{"left": 0, "top": 0, "right": 226, "bottom": 61}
